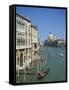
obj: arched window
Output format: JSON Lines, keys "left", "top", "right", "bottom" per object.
{"left": 34, "top": 44, "right": 37, "bottom": 49}
{"left": 17, "top": 57, "right": 19, "bottom": 65}
{"left": 20, "top": 53, "right": 23, "bottom": 66}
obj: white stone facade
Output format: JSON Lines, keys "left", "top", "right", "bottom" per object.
{"left": 16, "top": 13, "right": 39, "bottom": 71}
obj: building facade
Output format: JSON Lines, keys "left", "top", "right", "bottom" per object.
{"left": 48, "top": 32, "right": 57, "bottom": 42}
{"left": 31, "top": 25, "right": 40, "bottom": 60}
{"left": 16, "top": 13, "right": 39, "bottom": 71}
{"left": 47, "top": 32, "right": 65, "bottom": 47}
{"left": 57, "top": 39, "right": 65, "bottom": 46}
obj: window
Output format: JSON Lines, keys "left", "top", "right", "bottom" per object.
{"left": 20, "top": 53, "right": 23, "bottom": 66}
{"left": 17, "top": 19, "right": 25, "bottom": 32}
{"left": 29, "top": 25, "right": 31, "bottom": 32}
{"left": 17, "top": 38, "right": 25, "bottom": 46}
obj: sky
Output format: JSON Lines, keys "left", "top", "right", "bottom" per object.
{"left": 16, "top": 6, "right": 66, "bottom": 42}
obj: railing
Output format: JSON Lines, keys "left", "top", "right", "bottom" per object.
{"left": 16, "top": 45, "right": 32, "bottom": 49}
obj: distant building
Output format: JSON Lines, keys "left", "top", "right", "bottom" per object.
{"left": 44, "top": 32, "right": 65, "bottom": 47}
{"left": 48, "top": 32, "right": 53, "bottom": 41}
{"left": 16, "top": 13, "right": 39, "bottom": 70}
{"left": 48, "top": 32, "right": 57, "bottom": 42}
{"left": 53, "top": 35, "right": 57, "bottom": 41}
{"left": 57, "top": 39, "right": 65, "bottom": 46}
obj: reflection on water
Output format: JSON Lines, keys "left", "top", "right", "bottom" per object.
{"left": 16, "top": 47, "right": 66, "bottom": 83}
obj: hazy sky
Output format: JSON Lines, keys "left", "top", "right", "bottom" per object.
{"left": 16, "top": 6, "right": 66, "bottom": 42}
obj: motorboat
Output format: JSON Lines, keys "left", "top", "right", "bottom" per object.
{"left": 59, "top": 53, "right": 63, "bottom": 57}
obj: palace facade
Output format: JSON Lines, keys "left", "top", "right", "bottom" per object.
{"left": 16, "top": 13, "right": 39, "bottom": 71}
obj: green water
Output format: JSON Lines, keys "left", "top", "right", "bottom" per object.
{"left": 16, "top": 47, "right": 66, "bottom": 83}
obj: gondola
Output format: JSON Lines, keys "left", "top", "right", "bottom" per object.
{"left": 37, "top": 68, "right": 50, "bottom": 79}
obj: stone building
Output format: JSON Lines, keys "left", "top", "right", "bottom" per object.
{"left": 48, "top": 32, "right": 57, "bottom": 42}
{"left": 16, "top": 13, "right": 39, "bottom": 71}
{"left": 57, "top": 39, "right": 65, "bottom": 46}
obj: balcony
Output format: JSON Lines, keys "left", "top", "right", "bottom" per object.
{"left": 16, "top": 45, "right": 32, "bottom": 49}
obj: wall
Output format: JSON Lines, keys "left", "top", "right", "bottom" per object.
{"left": 0, "top": 0, "right": 69, "bottom": 90}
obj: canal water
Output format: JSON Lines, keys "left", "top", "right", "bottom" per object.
{"left": 16, "top": 47, "right": 66, "bottom": 83}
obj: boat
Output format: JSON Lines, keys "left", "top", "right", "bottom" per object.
{"left": 37, "top": 68, "right": 50, "bottom": 79}
{"left": 36, "top": 45, "right": 50, "bottom": 79}
{"left": 59, "top": 53, "right": 63, "bottom": 57}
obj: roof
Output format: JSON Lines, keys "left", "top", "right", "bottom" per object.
{"left": 16, "top": 13, "right": 38, "bottom": 30}
{"left": 31, "top": 25, "right": 38, "bottom": 30}
{"left": 16, "top": 13, "right": 31, "bottom": 23}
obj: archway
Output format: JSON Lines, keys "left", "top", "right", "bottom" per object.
{"left": 20, "top": 52, "right": 23, "bottom": 66}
